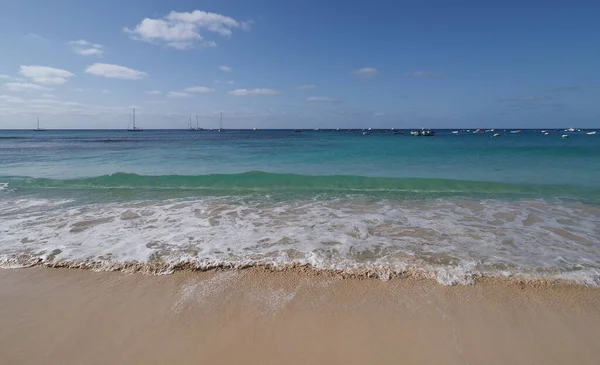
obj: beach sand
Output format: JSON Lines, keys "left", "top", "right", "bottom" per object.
{"left": 1, "top": 267, "right": 599, "bottom": 365}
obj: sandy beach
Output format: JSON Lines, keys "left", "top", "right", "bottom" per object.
{"left": 1, "top": 267, "right": 599, "bottom": 365}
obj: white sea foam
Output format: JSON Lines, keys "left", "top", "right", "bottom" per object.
{"left": 1, "top": 195, "right": 599, "bottom": 285}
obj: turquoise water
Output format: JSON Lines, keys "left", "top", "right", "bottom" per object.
{"left": 1, "top": 129, "right": 600, "bottom": 284}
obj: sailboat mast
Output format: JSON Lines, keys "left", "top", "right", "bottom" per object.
{"left": 220, "top": 112, "right": 223, "bottom": 130}
{"left": 37, "top": 117, "right": 40, "bottom": 129}
{"left": 196, "top": 115, "right": 199, "bottom": 129}
{"left": 132, "top": 108, "right": 136, "bottom": 129}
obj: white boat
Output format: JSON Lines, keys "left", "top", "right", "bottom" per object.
{"left": 127, "top": 108, "right": 143, "bottom": 132}
{"left": 510, "top": 130, "right": 521, "bottom": 134}
{"left": 587, "top": 131, "right": 596, "bottom": 135}
{"left": 217, "top": 112, "right": 224, "bottom": 132}
{"left": 33, "top": 117, "right": 46, "bottom": 132}
{"left": 562, "top": 134, "right": 569, "bottom": 139}
{"left": 253, "top": 128, "right": 257, "bottom": 131}
{"left": 362, "top": 131, "right": 370, "bottom": 135}
{"left": 565, "top": 127, "right": 576, "bottom": 132}
{"left": 188, "top": 115, "right": 199, "bottom": 131}
{"left": 452, "top": 131, "right": 459, "bottom": 134}
{"left": 541, "top": 130, "right": 547, "bottom": 133}
{"left": 544, "top": 132, "right": 550, "bottom": 135}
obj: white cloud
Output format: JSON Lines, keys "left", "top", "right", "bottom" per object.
{"left": 3, "top": 82, "right": 52, "bottom": 92}
{"left": 42, "top": 93, "right": 56, "bottom": 98}
{"left": 124, "top": 9, "right": 250, "bottom": 50}
{"left": 228, "top": 88, "right": 281, "bottom": 96}
{"left": 19, "top": 66, "right": 74, "bottom": 85}
{"left": 69, "top": 40, "right": 104, "bottom": 57}
{"left": 147, "top": 90, "right": 162, "bottom": 95}
{"left": 353, "top": 67, "right": 379, "bottom": 78}
{"left": 74, "top": 88, "right": 85, "bottom": 92}
{"left": 0, "top": 75, "right": 11, "bottom": 79}
{"left": 297, "top": 84, "right": 316, "bottom": 90}
{"left": 184, "top": 86, "right": 214, "bottom": 93}
{"left": 167, "top": 91, "right": 192, "bottom": 98}
{"left": 305, "top": 96, "right": 342, "bottom": 103}
{"left": 24, "top": 33, "right": 46, "bottom": 41}
{"left": 0, "top": 94, "right": 26, "bottom": 104}
{"left": 101, "top": 89, "right": 110, "bottom": 94}
{"left": 403, "top": 71, "right": 441, "bottom": 79}
{"left": 219, "top": 65, "right": 232, "bottom": 72}
{"left": 85, "top": 63, "right": 147, "bottom": 79}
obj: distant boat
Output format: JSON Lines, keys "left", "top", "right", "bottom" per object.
{"left": 565, "top": 127, "right": 576, "bottom": 132}
{"left": 189, "top": 115, "right": 202, "bottom": 131}
{"left": 562, "top": 134, "right": 569, "bottom": 139}
{"left": 33, "top": 117, "right": 46, "bottom": 132}
{"left": 314, "top": 128, "right": 320, "bottom": 131}
{"left": 253, "top": 128, "right": 257, "bottom": 131}
{"left": 541, "top": 130, "right": 547, "bottom": 133}
{"left": 127, "top": 108, "right": 143, "bottom": 132}
{"left": 492, "top": 133, "right": 501, "bottom": 137}
{"left": 587, "top": 131, "right": 596, "bottom": 135}
{"left": 294, "top": 129, "right": 302, "bottom": 133}
{"left": 544, "top": 132, "right": 550, "bottom": 135}
{"left": 411, "top": 129, "right": 435, "bottom": 136}
{"left": 336, "top": 128, "right": 340, "bottom": 132}
{"left": 452, "top": 131, "right": 459, "bottom": 134}
{"left": 188, "top": 115, "right": 195, "bottom": 131}
{"left": 362, "top": 131, "right": 370, "bottom": 135}
{"left": 510, "top": 130, "right": 521, "bottom": 134}
{"left": 217, "top": 112, "right": 224, "bottom": 132}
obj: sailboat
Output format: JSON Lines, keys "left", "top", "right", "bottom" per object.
{"left": 188, "top": 114, "right": 201, "bottom": 131}
{"left": 127, "top": 108, "right": 143, "bottom": 132}
{"left": 196, "top": 116, "right": 203, "bottom": 131}
{"left": 33, "top": 117, "right": 46, "bottom": 131}
{"left": 217, "top": 112, "right": 224, "bottom": 132}
{"left": 188, "top": 115, "right": 194, "bottom": 131}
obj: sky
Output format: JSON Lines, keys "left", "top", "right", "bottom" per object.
{"left": 0, "top": 0, "right": 599, "bottom": 129}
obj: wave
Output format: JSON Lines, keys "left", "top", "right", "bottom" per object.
{"left": 1, "top": 171, "right": 597, "bottom": 198}
{"left": 2, "top": 254, "right": 599, "bottom": 287}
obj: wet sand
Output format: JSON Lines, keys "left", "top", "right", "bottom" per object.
{"left": 1, "top": 267, "right": 599, "bottom": 365}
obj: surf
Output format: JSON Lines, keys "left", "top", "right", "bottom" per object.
{"left": 2, "top": 171, "right": 598, "bottom": 199}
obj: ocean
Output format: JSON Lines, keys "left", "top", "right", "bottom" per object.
{"left": 1, "top": 129, "right": 599, "bottom": 285}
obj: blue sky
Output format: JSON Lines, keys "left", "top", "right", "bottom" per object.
{"left": 0, "top": 0, "right": 599, "bottom": 129}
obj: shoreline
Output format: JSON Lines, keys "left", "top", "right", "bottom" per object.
{"left": 2, "top": 259, "right": 599, "bottom": 288}
{"left": 1, "top": 267, "right": 600, "bottom": 364}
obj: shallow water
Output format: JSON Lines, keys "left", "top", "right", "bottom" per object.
{"left": 1, "top": 129, "right": 599, "bottom": 284}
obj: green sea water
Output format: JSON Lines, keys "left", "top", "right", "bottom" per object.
{"left": 1, "top": 129, "right": 599, "bottom": 284}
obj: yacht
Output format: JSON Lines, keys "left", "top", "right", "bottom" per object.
{"left": 33, "top": 117, "right": 46, "bottom": 132}
{"left": 127, "top": 108, "right": 143, "bottom": 132}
